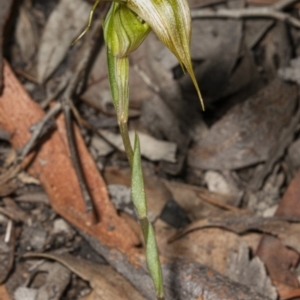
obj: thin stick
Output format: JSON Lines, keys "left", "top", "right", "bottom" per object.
{"left": 19, "top": 102, "right": 62, "bottom": 162}
{"left": 61, "top": 16, "right": 103, "bottom": 215}
{"left": 4, "top": 220, "right": 13, "bottom": 243}
{"left": 72, "top": 0, "right": 102, "bottom": 45}
{"left": 63, "top": 104, "right": 93, "bottom": 213}
{"left": 273, "top": 0, "right": 300, "bottom": 10}
{"left": 40, "top": 74, "right": 71, "bottom": 109}
{"left": 197, "top": 191, "right": 243, "bottom": 212}
{"left": 191, "top": 7, "right": 300, "bottom": 28}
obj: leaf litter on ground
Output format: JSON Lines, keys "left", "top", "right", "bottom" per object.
{"left": 23, "top": 252, "right": 146, "bottom": 300}
{"left": 3, "top": 0, "right": 300, "bottom": 298}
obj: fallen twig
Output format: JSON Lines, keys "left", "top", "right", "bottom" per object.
{"left": 60, "top": 11, "right": 104, "bottom": 216}
{"left": 19, "top": 102, "right": 61, "bottom": 162}
{"left": 191, "top": 0, "right": 300, "bottom": 28}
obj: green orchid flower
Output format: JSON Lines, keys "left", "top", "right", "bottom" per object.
{"left": 103, "top": 3, "right": 150, "bottom": 123}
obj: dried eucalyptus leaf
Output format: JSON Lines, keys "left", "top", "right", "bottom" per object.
{"left": 172, "top": 213, "right": 300, "bottom": 253}
{"left": 227, "top": 243, "right": 277, "bottom": 300}
{"left": 188, "top": 79, "right": 298, "bottom": 170}
{"left": 15, "top": 7, "right": 37, "bottom": 63}
{"left": 23, "top": 252, "right": 145, "bottom": 300}
{"left": 37, "top": 0, "right": 91, "bottom": 83}
{"left": 36, "top": 262, "right": 71, "bottom": 300}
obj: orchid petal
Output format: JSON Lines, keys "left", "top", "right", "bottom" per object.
{"left": 126, "top": 0, "right": 204, "bottom": 110}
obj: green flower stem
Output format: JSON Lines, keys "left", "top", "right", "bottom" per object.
{"left": 119, "top": 119, "right": 133, "bottom": 166}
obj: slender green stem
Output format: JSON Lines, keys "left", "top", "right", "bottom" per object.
{"left": 119, "top": 119, "right": 133, "bottom": 167}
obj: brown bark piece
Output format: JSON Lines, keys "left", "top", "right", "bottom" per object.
{"left": 0, "top": 61, "right": 138, "bottom": 252}
{"left": 256, "top": 171, "right": 300, "bottom": 297}
{"left": 276, "top": 171, "right": 300, "bottom": 217}
{"left": 257, "top": 236, "right": 299, "bottom": 287}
